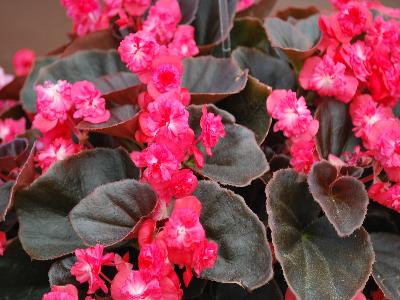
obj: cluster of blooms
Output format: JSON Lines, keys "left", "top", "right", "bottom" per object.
{"left": 0, "top": 118, "right": 26, "bottom": 143}
{"left": 13, "top": 48, "right": 35, "bottom": 77}
{"left": 32, "top": 80, "right": 110, "bottom": 172}
{"left": 42, "top": 197, "right": 217, "bottom": 299}
{"left": 267, "top": 89, "right": 319, "bottom": 173}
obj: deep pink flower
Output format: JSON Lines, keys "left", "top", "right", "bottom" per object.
{"left": 124, "top": 0, "right": 152, "bottom": 16}
{"left": 349, "top": 94, "right": 393, "bottom": 140}
{"left": 35, "top": 137, "right": 82, "bottom": 172}
{"left": 369, "top": 181, "right": 400, "bottom": 213}
{"left": 71, "top": 80, "right": 110, "bottom": 124}
{"left": 290, "top": 140, "right": 318, "bottom": 174}
{"left": 299, "top": 55, "right": 358, "bottom": 103}
{"left": 138, "top": 243, "right": 170, "bottom": 282}
{"left": 236, "top": 0, "right": 254, "bottom": 12}
{"left": 42, "top": 285, "right": 79, "bottom": 300}
{"left": 192, "top": 239, "right": 218, "bottom": 278}
{"left": 33, "top": 80, "right": 73, "bottom": 132}
{"left": 121, "top": 270, "right": 162, "bottom": 300}
{"left": 169, "top": 169, "right": 198, "bottom": 198}
{"left": 0, "top": 118, "right": 26, "bottom": 143}
{"left": 168, "top": 25, "right": 199, "bottom": 58}
{"left": 70, "top": 244, "right": 115, "bottom": 294}
{"left": 104, "top": 0, "right": 123, "bottom": 16}
{"left": 118, "top": 31, "right": 160, "bottom": 74}
{"left": 0, "top": 66, "right": 13, "bottom": 89}
{"left": 0, "top": 231, "right": 6, "bottom": 256}
{"left": 111, "top": 254, "right": 134, "bottom": 300}
{"left": 267, "top": 90, "right": 318, "bottom": 140}
{"left": 139, "top": 95, "right": 189, "bottom": 141}
{"left": 142, "top": 0, "right": 181, "bottom": 44}
{"left": 13, "top": 48, "right": 35, "bottom": 76}
{"left": 131, "top": 143, "right": 180, "bottom": 182}
{"left": 340, "top": 41, "right": 371, "bottom": 82}
{"left": 199, "top": 106, "right": 225, "bottom": 156}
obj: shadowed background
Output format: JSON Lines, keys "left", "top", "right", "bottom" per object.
{"left": 0, "top": 0, "right": 398, "bottom": 72}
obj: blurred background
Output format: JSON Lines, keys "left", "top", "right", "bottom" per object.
{"left": 0, "top": 0, "right": 398, "bottom": 72}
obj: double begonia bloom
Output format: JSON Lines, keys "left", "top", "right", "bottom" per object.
{"left": 199, "top": 106, "right": 226, "bottom": 156}
{"left": 70, "top": 244, "right": 115, "bottom": 294}
{"left": 118, "top": 31, "right": 160, "bottom": 74}
{"left": 168, "top": 25, "right": 199, "bottom": 58}
{"left": 290, "top": 140, "right": 318, "bottom": 174}
{"left": 0, "top": 231, "right": 6, "bottom": 256}
{"left": 369, "top": 181, "right": 400, "bottom": 213}
{"left": 340, "top": 41, "right": 371, "bottom": 83}
{"left": 35, "top": 137, "right": 82, "bottom": 172}
{"left": 0, "top": 66, "right": 13, "bottom": 89}
{"left": 71, "top": 80, "right": 110, "bottom": 124}
{"left": 121, "top": 270, "right": 163, "bottom": 300}
{"left": 13, "top": 48, "right": 35, "bottom": 76}
{"left": 42, "top": 284, "right": 79, "bottom": 300}
{"left": 299, "top": 55, "right": 358, "bottom": 103}
{"left": 33, "top": 80, "right": 73, "bottom": 132}
{"left": 0, "top": 118, "right": 26, "bottom": 143}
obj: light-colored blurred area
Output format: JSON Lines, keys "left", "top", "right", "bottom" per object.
{"left": 0, "top": 0, "right": 398, "bottom": 73}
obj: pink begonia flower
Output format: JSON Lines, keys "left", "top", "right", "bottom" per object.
{"left": 139, "top": 95, "right": 189, "bottom": 140}
{"left": 267, "top": 90, "right": 316, "bottom": 138}
{"left": 142, "top": 0, "right": 181, "bottom": 44}
{"left": 33, "top": 80, "right": 73, "bottom": 132}
{"left": 121, "top": 270, "right": 163, "bottom": 299}
{"left": 42, "top": 284, "right": 79, "bottom": 300}
{"left": 111, "top": 254, "right": 134, "bottom": 300}
{"left": 0, "top": 118, "right": 26, "bottom": 143}
{"left": 290, "top": 140, "right": 318, "bottom": 174}
{"left": 192, "top": 239, "right": 218, "bottom": 279}
{"left": 199, "top": 106, "right": 225, "bottom": 156}
{"left": 70, "top": 244, "right": 115, "bottom": 294}
{"left": 236, "top": 0, "right": 254, "bottom": 12}
{"left": 169, "top": 169, "right": 198, "bottom": 198}
{"left": 168, "top": 25, "right": 199, "bottom": 58}
{"left": 104, "top": 0, "right": 122, "bottom": 17}
{"left": 12, "top": 48, "right": 35, "bottom": 76}
{"left": 0, "top": 231, "right": 6, "bottom": 256}
{"left": 118, "top": 31, "right": 160, "bottom": 74}
{"left": 124, "top": 0, "right": 152, "bottom": 16}
{"left": 0, "top": 66, "right": 13, "bottom": 89}
{"left": 35, "top": 137, "right": 82, "bottom": 172}
{"left": 369, "top": 181, "right": 400, "bottom": 213}
{"left": 340, "top": 41, "right": 371, "bottom": 82}
{"left": 61, "top": 0, "right": 109, "bottom": 36}
{"left": 299, "top": 55, "right": 358, "bottom": 103}
{"left": 349, "top": 94, "right": 393, "bottom": 141}
{"left": 71, "top": 80, "right": 110, "bottom": 124}
{"left": 131, "top": 143, "right": 180, "bottom": 182}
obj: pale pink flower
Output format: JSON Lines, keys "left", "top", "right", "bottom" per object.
{"left": 199, "top": 106, "right": 225, "bottom": 156}
{"left": 118, "top": 31, "right": 160, "bottom": 74}
{"left": 124, "top": 0, "right": 152, "bottom": 16}
{"left": 71, "top": 80, "right": 110, "bottom": 124}
{"left": 35, "top": 137, "right": 82, "bottom": 172}
{"left": 42, "top": 285, "right": 79, "bottom": 300}
{"left": 131, "top": 143, "right": 180, "bottom": 182}
{"left": 0, "top": 118, "right": 26, "bottom": 143}
{"left": 33, "top": 80, "right": 73, "bottom": 132}
{"left": 121, "top": 270, "right": 162, "bottom": 300}
{"left": 299, "top": 55, "right": 358, "bottom": 103}
{"left": 168, "top": 25, "right": 199, "bottom": 58}
{"left": 70, "top": 244, "right": 115, "bottom": 294}
{"left": 13, "top": 48, "right": 35, "bottom": 76}
{"left": 0, "top": 66, "right": 13, "bottom": 89}
{"left": 0, "top": 231, "right": 6, "bottom": 256}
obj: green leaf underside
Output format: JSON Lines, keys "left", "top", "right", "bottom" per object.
{"left": 188, "top": 105, "right": 269, "bottom": 186}
{"left": 194, "top": 181, "right": 273, "bottom": 291}
{"left": 16, "top": 148, "right": 139, "bottom": 260}
{"left": 266, "top": 169, "right": 374, "bottom": 300}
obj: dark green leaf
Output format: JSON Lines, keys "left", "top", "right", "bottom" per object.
{"left": 315, "top": 99, "right": 360, "bottom": 159}
{"left": 0, "top": 240, "right": 51, "bottom": 299}
{"left": 192, "top": 0, "right": 238, "bottom": 52}
{"left": 371, "top": 232, "right": 400, "bottom": 300}
{"left": 77, "top": 104, "right": 140, "bottom": 141}
{"left": 179, "top": 0, "right": 199, "bottom": 24}
{"left": 20, "top": 56, "right": 57, "bottom": 113}
{"left": 70, "top": 179, "right": 157, "bottom": 247}
{"left": 218, "top": 75, "right": 271, "bottom": 144}
{"left": 308, "top": 161, "right": 369, "bottom": 236}
{"left": 236, "top": 0, "right": 278, "bottom": 19}
{"left": 48, "top": 256, "right": 77, "bottom": 286}
{"left": 264, "top": 14, "right": 321, "bottom": 63}
{"left": 232, "top": 46, "right": 295, "bottom": 89}
{"left": 16, "top": 148, "right": 139, "bottom": 260}
{"left": 183, "top": 56, "right": 248, "bottom": 104}
{"left": 266, "top": 169, "right": 374, "bottom": 300}
{"left": 0, "top": 138, "right": 29, "bottom": 173}
{"left": 194, "top": 181, "right": 273, "bottom": 291}
{"left": 188, "top": 105, "right": 269, "bottom": 186}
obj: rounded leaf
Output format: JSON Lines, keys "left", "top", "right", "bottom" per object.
{"left": 194, "top": 181, "right": 273, "bottom": 291}
{"left": 178, "top": 0, "right": 199, "bottom": 24}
